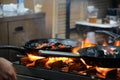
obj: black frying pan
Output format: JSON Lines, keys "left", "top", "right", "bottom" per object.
{"left": 23, "top": 38, "right": 79, "bottom": 51}
{"left": 39, "top": 46, "right": 120, "bottom": 68}
{"left": 77, "top": 46, "right": 120, "bottom": 68}
{"left": 0, "top": 38, "right": 79, "bottom": 55}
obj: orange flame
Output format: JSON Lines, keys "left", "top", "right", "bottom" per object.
{"left": 81, "top": 38, "right": 96, "bottom": 48}
{"left": 80, "top": 58, "right": 92, "bottom": 69}
{"left": 102, "top": 39, "right": 108, "bottom": 46}
{"left": 26, "top": 61, "right": 35, "bottom": 67}
{"left": 45, "top": 57, "right": 73, "bottom": 68}
{"left": 96, "top": 67, "right": 116, "bottom": 78}
{"left": 72, "top": 45, "right": 81, "bottom": 54}
{"left": 72, "top": 38, "right": 96, "bottom": 54}
{"left": 27, "top": 54, "right": 45, "bottom": 61}
{"left": 114, "top": 40, "right": 120, "bottom": 46}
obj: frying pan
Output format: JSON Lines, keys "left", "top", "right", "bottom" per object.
{"left": 0, "top": 38, "right": 79, "bottom": 55}
{"left": 39, "top": 46, "right": 120, "bottom": 68}
{"left": 77, "top": 46, "right": 120, "bottom": 68}
{"left": 23, "top": 38, "right": 79, "bottom": 51}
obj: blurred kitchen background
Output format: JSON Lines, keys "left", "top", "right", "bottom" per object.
{"left": 0, "top": 0, "right": 120, "bottom": 38}
{"left": 0, "top": 1, "right": 120, "bottom": 80}
{"left": 0, "top": 0, "right": 120, "bottom": 59}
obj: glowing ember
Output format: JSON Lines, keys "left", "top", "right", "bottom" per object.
{"left": 96, "top": 67, "right": 116, "bottom": 78}
{"left": 117, "top": 68, "right": 120, "bottom": 78}
{"left": 36, "top": 43, "right": 47, "bottom": 49}
{"left": 26, "top": 61, "right": 35, "bottom": 67}
{"left": 80, "top": 58, "right": 92, "bottom": 69}
{"left": 45, "top": 57, "right": 73, "bottom": 68}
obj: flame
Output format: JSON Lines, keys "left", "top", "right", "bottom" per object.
{"left": 72, "top": 38, "right": 96, "bottom": 54}
{"left": 102, "top": 39, "right": 108, "bottom": 46}
{"left": 27, "top": 54, "right": 45, "bottom": 61}
{"left": 25, "top": 54, "right": 45, "bottom": 67}
{"left": 114, "top": 40, "right": 120, "bottom": 46}
{"left": 80, "top": 58, "right": 92, "bottom": 69}
{"left": 72, "top": 45, "right": 81, "bottom": 54}
{"left": 45, "top": 57, "right": 73, "bottom": 68}
{"left": 26, "top": 61, "right": 35, "bottom": 67}
{"left": 81, "top": 38, "right": 96, "bottom": 48}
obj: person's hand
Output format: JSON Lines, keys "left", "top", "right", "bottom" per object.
{"left": 0, "top": 57, "right": 16, "bottom": 80}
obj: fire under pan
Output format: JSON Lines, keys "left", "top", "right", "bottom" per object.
{"left": 13, "top": 62, "right": 108, "bottom": 80}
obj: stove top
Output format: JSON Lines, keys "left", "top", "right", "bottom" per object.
{"left": 13, "top": 61, "right": 105, "bottom": 80}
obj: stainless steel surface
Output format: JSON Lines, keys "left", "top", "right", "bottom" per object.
{"left": 17, "top": 74, "right": 45, "bottom": 80}
{"left": 39, "top": 50, "right": 80, "bottom": 58}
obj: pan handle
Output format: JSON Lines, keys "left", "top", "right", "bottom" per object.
{"left": 95, "top": 30, "right": 120, "bottom": 40}
{"left": 39, "top": 50, "right": 81, "bottom": 58}
{"left": 0, "top": 45, "right": 26, "bottom": 55}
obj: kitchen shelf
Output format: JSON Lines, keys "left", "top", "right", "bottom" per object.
{"left": 75, "top": 21, "right": 118, "bottom": 28}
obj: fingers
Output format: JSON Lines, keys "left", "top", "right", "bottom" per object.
{"left": 6, "top": 65, "right": 17, "bottom": 80}
{"left": 8, "top": 71, "right": 17, "bottom": 80}
{"left": 0, "top": 70, "right": 17, "bottom": 80}
{"left": 0, "top": 57, "right": 17, "bottom": 80}
{"left": 0, "top": 72, "right": 11, "bottom": 80}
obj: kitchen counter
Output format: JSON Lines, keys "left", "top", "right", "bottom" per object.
{"left": 0, "top": 12, "right": 45, "bottom": 22}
